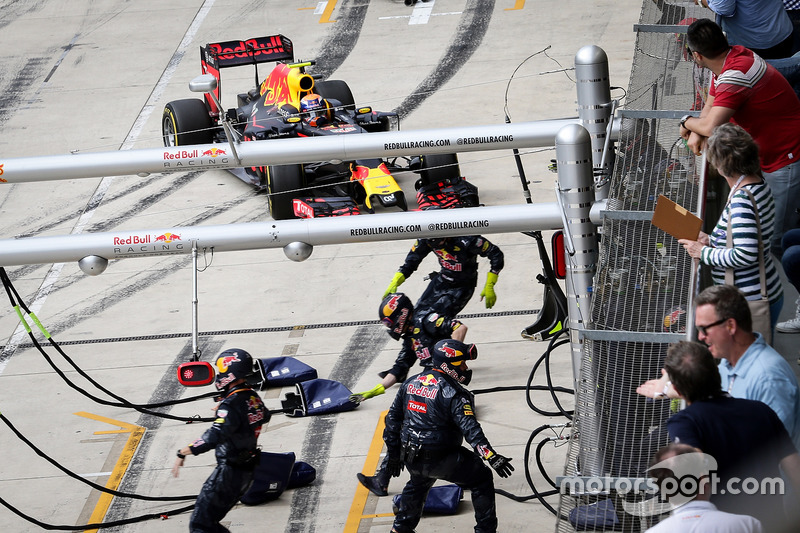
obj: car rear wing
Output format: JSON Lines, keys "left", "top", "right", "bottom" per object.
{"left": 202, "top": 35, "right": 294, "bottom": 69}
{"left": 200, "top": 35, "right": 295, "bottom": 115}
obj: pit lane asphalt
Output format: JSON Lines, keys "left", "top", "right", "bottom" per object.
{"left": 0, "top": 1, "right": 642, "bottom": 531}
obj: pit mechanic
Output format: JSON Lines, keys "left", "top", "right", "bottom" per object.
{"left": 351, "top": 292, "right": 468, "bottom": 496}
{"left": 383, "top": 339, "right": 514, "bottom": 533}
{"left": 383, "top": 234, "right": 504, "bottom": 316}
{"left": 172, "top": 349, "right": 270, "bottom": 533}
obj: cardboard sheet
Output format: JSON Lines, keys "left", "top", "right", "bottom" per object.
{"left": 650, "top": 194, "right": 703, "bottom": 241}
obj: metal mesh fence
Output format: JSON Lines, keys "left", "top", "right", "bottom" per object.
{"left": 554, "top": 1, "right": 714, "bottom": 531}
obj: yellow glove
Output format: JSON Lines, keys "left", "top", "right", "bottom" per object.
{"left": 383, "top": 272, "right": 406, "bottom": 298}
{"left": 480, "top": 272, "right": 498, "bottom": 309}
{"left": 349, "top": 384, "right": 385, "bottom": 404}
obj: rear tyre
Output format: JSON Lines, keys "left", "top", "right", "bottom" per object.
{"left": 267, "top": 164, "right": 306, "bottom": 220}
{"left": 162, "top": 99, "right": 214, "bottom": 147}
{"left": 314, "top": 80, "right": 355, "bottom": 111}
{"left": 418, "top": 153, "right": 461, "bottom": 187}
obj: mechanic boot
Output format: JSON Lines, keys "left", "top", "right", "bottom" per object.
{"left": 357, "top": 472, "right": 389, "bottom": 497}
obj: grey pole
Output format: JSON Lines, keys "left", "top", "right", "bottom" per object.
{"left": 0, "top": 119, "right": 579, "bottom": 184}
{"left": 556, "top": 123, "right": 602, "bottom": 476}
{"left": 575, "top": 45, "right": 613, "bottom": 202}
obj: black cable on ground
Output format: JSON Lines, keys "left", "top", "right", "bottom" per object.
{"left": 0, "top": 410, "right": 196, "bottom": 502}
{"left": 0, "top": 492, "right": 194, "bottom": 531}
{"left": 0, "top": 268, "right": 216, "bottom": 422}
{"left": 525, "top": 330, "right": 574, "bottom": 419}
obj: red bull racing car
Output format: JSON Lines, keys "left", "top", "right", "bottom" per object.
{"left": 161, "top": 34, "right": 472, "bottom": 219}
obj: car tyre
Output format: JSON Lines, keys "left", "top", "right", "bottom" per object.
{"left": 267, "top": 164, "right": 306, "bottom": 220}
{"left": 162, "top": 99, "right": 214, "bottom": 147}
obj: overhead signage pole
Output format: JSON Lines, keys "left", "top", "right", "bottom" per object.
{"left": 0, "top": 204, "right": 580, "bottom": 267}
{"left": 0, "top": 119, "right": 579, "bottom": 184}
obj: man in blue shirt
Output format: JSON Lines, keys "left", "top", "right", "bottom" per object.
{"left": 637, "top": 285, "right": 800, "bottom": 448}
{"left": 661, "top": 341, "right": 800, "bottom": 531}
{"left": 696, "top": 0, "right": 794, "bottom": 58}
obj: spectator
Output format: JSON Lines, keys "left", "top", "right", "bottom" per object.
{"left": 645, "top": 443, "right": 764, "bottom": 533}
{"left": 678, "top": 123, "right": 784, "bottom": 331}
{"left": 777, "top": 228, "right": 800, "bottom": 333}
{"left": 784, "top": 0, "right": 800, "bottom": 55}
{"left": 694, "top": 0, "right": 794, "bottom": 59}
{"left": 679, "top": 18, "right": 800, "bottom": 256}
{"left": 637, "top": 285, "right": 800, "bottom": 449}
{"left": 662, "top": 341, "right": 800, "bottom": 531}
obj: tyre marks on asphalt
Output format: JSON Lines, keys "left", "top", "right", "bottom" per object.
{"left": 306, "top": 0, "right": 370, "bottom": 81}
{"left": 285, "top": 324, "right": 390, "bottom": 533}
{"left": 393, "top": 0, "right": 496, "bottom": 119}
{"left": 0, "top": 0, "right": 217, "bottom": 361}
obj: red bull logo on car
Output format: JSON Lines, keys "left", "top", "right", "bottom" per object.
{"left": 0, "top": 163, "right": 5, "bottom": 182}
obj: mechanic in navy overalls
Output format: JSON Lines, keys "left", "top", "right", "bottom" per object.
{"left": 382, "top": 234, "right": 504, "bottom": 318}
{"left": 350, "top": 292, "right": 468, "bottom": 496}
{"left": 172, "top": 349, "right": 269, "bottom": 533}
{"left": 384, "top": 339, "right": 513, "bottom": 533}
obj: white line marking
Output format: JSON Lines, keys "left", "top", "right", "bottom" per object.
{"left": 0, "top": 0, "right": 217, "bottom": 371}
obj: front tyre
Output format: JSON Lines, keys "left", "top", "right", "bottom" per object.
{"left": 267, "top": 164, "right": 306, "bottom": 220}
{"left": 162, "top": 99, "right": 214, "bottom": 147}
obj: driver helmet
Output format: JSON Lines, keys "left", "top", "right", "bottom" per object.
{"left": 214, "top": 348, "right": 255, "bottom": 392}
{"left": 379, "top": 293, "right": 414, "bottom": 340}
{"left": 431, "top": 339, "right": 477, "bottom": 385}
{"left": 300, "top": 93, "right": 327, "bottom": 119}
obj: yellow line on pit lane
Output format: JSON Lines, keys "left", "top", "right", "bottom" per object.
{"left": 505, "top": 0, "right": 526, "bottom": 10}
{"left": 75, "top": 412, "right": 145, "bottom": 533}
{"left": 345, "top": 410, "right": 394, "bottom": 531}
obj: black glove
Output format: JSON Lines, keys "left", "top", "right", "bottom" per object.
{"left": 488, "top": 453, "right": 514, "bottom": 478}
{"left": 386, "top": 456, "right": 404, "bottom": 478}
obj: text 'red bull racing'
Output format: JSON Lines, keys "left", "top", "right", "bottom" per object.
{"left": 161, "top": 35, "right": 476, "bottom": 220}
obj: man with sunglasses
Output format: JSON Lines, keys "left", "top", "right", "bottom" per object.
{"left": 638, "top": 285, "right": 800, "bottom": 448}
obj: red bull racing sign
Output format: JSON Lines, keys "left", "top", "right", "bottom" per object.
{"left": 111, "top": 232, "right": 185, "bottom": 258}
{"left": 163, "top": 147, "right": 230, "bottom": 169}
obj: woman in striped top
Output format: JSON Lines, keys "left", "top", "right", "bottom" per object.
{"left": 678, "top": 123, "right": 784, "bottom": 332}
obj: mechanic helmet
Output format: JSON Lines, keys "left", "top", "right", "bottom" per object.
{"left": 431, "top": 339, "right": 477, "bottom": 385}
{"left": 300, "top": 93, "right": 328, "bottom": 119}
{"left": 214, "top": 348, "right": 255, "bottom": 392}
{"left": 379, "top": 293, "right": 414, "bottom": 340}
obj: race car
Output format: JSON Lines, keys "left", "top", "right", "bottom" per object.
{"left": 161, "top": 34, "right": 470, "bottom": 219}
